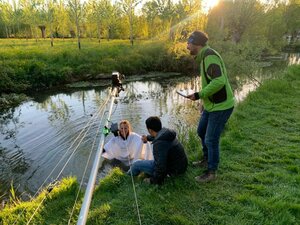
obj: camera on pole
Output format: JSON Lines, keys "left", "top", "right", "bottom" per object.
{"left": 111, "top": 71, "right": 125, "bottom": 95}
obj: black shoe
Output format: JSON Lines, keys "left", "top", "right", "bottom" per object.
{"left": 192, "top": 159, "right": 208, "bottom": 168}
{"left": 110, "top": 159, "right": 130, "bottom": 171}
{"left": 195, "top": 170, "right": 216, "bottom": 183}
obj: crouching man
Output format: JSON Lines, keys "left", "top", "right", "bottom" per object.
{"left": 128, "top": 116, "right": 188, "bottom": 185}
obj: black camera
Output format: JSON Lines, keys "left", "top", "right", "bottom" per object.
{"left": 112, "top": 71, "right": 125, "bottom": 88}
{"left": 110, "top": 122, "right": 119, "bottom": 137}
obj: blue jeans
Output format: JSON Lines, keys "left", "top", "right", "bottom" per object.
{"left": 128, "top": 160, "right": 155, "bottom": 176}
{"left": 197, "top": 107, "right": 233, "bottom": 171}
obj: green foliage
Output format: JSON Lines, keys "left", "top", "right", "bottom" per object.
{"left": 97, "top": 168, "right": 126, "bottom": 192}
{"left": 210, "top": 40, "right": 268, "bottom": 85}
{"left": 206, "top": 0, "right": 298, "bottom": 50}
{"left": 0, "top": 39, "right": 190, "bottom": 94}
{"left": 9, "top": 182, "right": 20, "bottom": 206}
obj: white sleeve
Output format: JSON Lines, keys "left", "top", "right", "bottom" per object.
{"left": 102, "top": 138, "right": 117, "bottom": 160}
{"left": 128, "top": 133, "right": 154, "bottom": 161}
{"left": 142, "top": 143, "right": 154, "bottom": 160}
{"left": 128, "top": 133, "right": 144, "bottom": 161}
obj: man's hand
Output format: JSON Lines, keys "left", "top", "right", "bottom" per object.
{"left": 141, "top": 135, "right": 148, "bottom": 143}
{"left": 187, "top": 93, "right": 196, "bottom": 101}
{"left": 187, "top": 92, "right": 200, "bottom": 101}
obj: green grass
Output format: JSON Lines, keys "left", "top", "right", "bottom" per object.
{"left": 0, "top": 38, "right": 192, "bottom": 93}
{"left": 0, "top": 177, "right": 80, "bottom": 225}
{"left": 0, "top": 65, "right": 299, "bottom": 225}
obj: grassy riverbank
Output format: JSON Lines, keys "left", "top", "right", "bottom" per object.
{"left": 0, "top": 39, "right": 191, "bottom": 93}
{"left": 1, "top": 65, "right": 299, "bottom": 224}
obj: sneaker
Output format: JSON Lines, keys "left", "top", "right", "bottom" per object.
{"left": 195, "top": 170, "right": 216, "bottom": 183}
{"left": 192, "top": 159, "right": 208, "bottom": 168}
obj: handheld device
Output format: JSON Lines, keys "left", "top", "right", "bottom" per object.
{"left": 176, "top": 90, "right": 190, "bottom": 98}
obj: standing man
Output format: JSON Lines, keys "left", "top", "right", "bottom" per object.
{"left": 186, "top": 31, "right": 234, "bottom": 182}
{"left": 128, "top": 116, "right": 188, "bottom": 185}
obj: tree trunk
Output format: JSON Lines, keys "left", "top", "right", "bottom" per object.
{"left": 129, "top": 8, "right": 134, "bottom": 46}
{"left": 5, "top": 26, "right": 9, "bottom": 38}
{"left": 35, "top": 27, "right": 38, "bottom": 42}
{"left": 219, "top": 15, "right": 224, "bottom": 34}
{"left": 26, "top": 28, "right": 28, "bottom": 41}
{"left": 39, "top": 26, "right": 46, "bottom": 38}
{"left": 232, "top": 31, "right": 241, "bottom": 44}
{"left": 97, "top": 22, "right": 101, "bottom": 44}
{"left": 51, "top": 39, "right": 53, "bottom": 47}
{"left": 12, "top": 25, "right": 15, "bottom": 38}
{"left": 107, "top": 26, "right": 111, "bottom": 41}
{"left": 76, "top": 24, "right": 81, "bottom": 50}
{"left": 30, "top": 26, "right": 33, "bottom": 38}
{"left": 169, "top": 19, "right": 175, "bottom": 42}
{"left": 50, "top": 24, "right": 54, "bottom": 47}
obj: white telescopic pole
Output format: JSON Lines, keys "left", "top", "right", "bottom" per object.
{"left": 77, "top": 87, "right": 118, "bottom": 225}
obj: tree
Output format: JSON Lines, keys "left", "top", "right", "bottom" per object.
{"left": 142, "top": 0, "right": 176, "bottom": 41}
{"left": 157, "top": 0, "right": 176, "bottom": 41}
{"left": 142, "top": 0, "right": 160, "bottom": 39}
{"left": 284, "top": 0, "right": 300, "bottom": 39}
{"left": 173, "top": 0, "right": 202, "bottom": 41}
{"left": 207, "top": 0, "right": 264, "bottom": 44}
{"left": 104, "top": 1, "right": 122, "bottom": 40}
{"left": 0, "top": 1, "right": 13, "bottom": 38}
{"left": 10, "top": 0, "right": 23, "bottom": 37}
{"left": 54, "top": 0, "right": 70, "bottom": 38}
{"left": 68, "top": 0, "right": 84, "bottom": 49}
{"left": 261, "top": 2, "right": 286, "bottom": 47}
{"left": 119, "top": 0, "right": 141, "bottom": 45}
{"left": 44, "top": 0, "right": 56, "bottom": 46}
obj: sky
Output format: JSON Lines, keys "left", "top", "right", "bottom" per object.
{"left": 202, "top": 0, "right": 220, "bottom": 13}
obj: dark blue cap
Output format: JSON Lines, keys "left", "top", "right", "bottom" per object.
{"left": 188, "top": 31, "right": 208, "bottom": 46}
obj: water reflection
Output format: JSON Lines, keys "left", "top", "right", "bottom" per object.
{"left": 287, "top": 53, "right": 300, "bottom": 65}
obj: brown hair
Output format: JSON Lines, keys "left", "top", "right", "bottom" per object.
{"left": 119, "top": 120, "right": 132, "bottom": 133}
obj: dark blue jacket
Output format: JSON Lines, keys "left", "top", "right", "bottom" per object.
{"left": 148, "top": 128, "right": 188, "bottom": 184}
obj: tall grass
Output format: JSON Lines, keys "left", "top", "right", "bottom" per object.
{"left": 0, "top": 39, "right": 192, "bottom": 93}
{"left": 0, "top": 65, "right": 299, "bottom": 224}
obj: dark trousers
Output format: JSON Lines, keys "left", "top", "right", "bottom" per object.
{"left": 197, "top": 107, "right": 233, "bottom": 171}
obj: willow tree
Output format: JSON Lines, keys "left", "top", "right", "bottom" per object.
{"left": 142, "top": 0, "right": 176, "bottom": 40}
{"left": 85, "top": 0, "right": 107, "bottom": 43}
{"left": 21, "top": 0, "right": 48, "bottom": 41}
{"left": 68, "top": 0, "right": 84, "bottom": 49}
{"left": 85, "top": 0, "right": 96, "bottom": 40}
{"left": 10, "top": 0, "right": 23, "bottom": 37}
{"left": 119, "top": 0, "right": 141, "bottom": 45}
{"left": 206, "top": 0, "right": 264, "bottom": 44}
{"left": 142, "top": 1, "right": 159, "bottom": 39}
{"left": 284, "top": 0, "right": 300, "bottom": 39}
{"left": 0, "top": 1, "right": 12, "bottom": 38}
{"left": 44, "top": 0, "right": 56, "bottom": 46}
{"left": 173, "top": 0, "right": 202, "bottom": 41}
{"left": 227, "top": 0, "right": 264, "bottom": 43}
{"left": 104, "top": 1, "right": 122, "bottom": 40}
{"left": 54, "top": 0, "right": 69, "bottom": 39}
